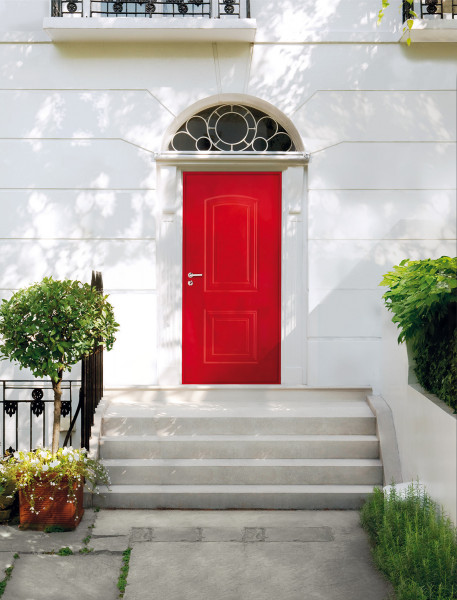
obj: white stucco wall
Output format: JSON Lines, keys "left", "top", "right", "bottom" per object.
{"left": 0, "top": 0, "right": 455, "bottom": 387}
{"left": 381, "top": 310, "right": 457, "bottom": 524}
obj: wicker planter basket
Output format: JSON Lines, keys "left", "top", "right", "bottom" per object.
{"left": 19, "top": 478, "right": 84, "bottom": 530}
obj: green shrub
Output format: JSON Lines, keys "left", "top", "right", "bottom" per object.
{"left": 361, "top": 485, "right": 457, "bottom": 600}
{"left": 380, "top": 257, "right": 457, "bottom": 410}
{"left": 0, "top": 277, "right": 119, "bottom": 452}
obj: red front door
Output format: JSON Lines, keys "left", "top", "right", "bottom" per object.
{"left": 182, "top": 172, "right": 281, "bottom": 384}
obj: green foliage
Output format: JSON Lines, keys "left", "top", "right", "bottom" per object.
{"left": 380, "top": 257, "right": 457, "bottom": 344}
{"left": 0, "top": 277, "right": 119, "bottom": 383}
{"left": 380, "top": 257, "right": 457, "bottom": 409}
{"left": 361, "top": 485, "right": 457, "bottom": 600}
{"left": 118, "top": 548, "right": 132, "bottom": 598}
{"left": 44, "top": 525, "right": 68, "bottom": 533}
{"left": 2, "top": 447, "right": 110, "bottom": 516}
{"left": 0, "top": 564, "right": 14, "bottom": 597}
{"left": 377, "top": 0, "right": 417, "bottom": 45}
{"left": 57, "top": 547, "right": 73, "bottom": 556}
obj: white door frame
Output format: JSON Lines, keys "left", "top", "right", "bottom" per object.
{"left": 155, "top": 152, "right": 309, "bottom": 387}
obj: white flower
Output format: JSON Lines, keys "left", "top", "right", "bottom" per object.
{"left": 49, "top": 460, "right": 59, "bottom": 468}
{"left": 39, "top": 450, "right": 48, "bottom": 459}
{"left": 61, "top": 448, "right": 69, "bottom": 456}
{"left": 13, "top": 452, "right": 20, "bottom": 459}
{"left": 68, "top": 456, "right": 73, "bottom": 463}
{"left": 41, "top": 464, "right": 49, "bottom": 472}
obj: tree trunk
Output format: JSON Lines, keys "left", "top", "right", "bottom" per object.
{"left": 51, "top": 371, "right": 63, "bottom": 454}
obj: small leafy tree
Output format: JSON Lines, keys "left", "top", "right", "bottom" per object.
{"left": 380, "top": 257, "right": 457, "bottom": 409}
{"left": 0, "top": 277, "right": 119, "bottom": 453}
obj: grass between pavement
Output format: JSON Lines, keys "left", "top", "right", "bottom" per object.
{"left": 361, "top": 484, "right": 457, "bottom": 600}
{"left": 118, "top": 547, "right": 132, "bottom": 598}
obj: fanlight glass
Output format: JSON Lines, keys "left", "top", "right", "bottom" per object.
{"left": 169, "top": 104, "right": 296, "bottom": 152}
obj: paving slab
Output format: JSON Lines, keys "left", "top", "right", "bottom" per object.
{"left": 93, "top": 508, "right": 363, "bottom": 537}
{"left": 119, "top": 510, "right": 392, "bottom": 600}
{"left": 0, "top": 509, "right": 96, "bottom": 554}
{"left": 90, "top": 535, "right": 130, "bottom": 552}
{"left": 124, "top": 538, "right": 391, "bottom": 600}
{"left": 0, "top": 552, "right": 14, "bottom": 573}
{"left": 2, "top": 553, "right": 122, "bottom": 600}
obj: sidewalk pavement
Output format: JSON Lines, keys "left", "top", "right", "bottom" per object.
{"left": 0, "top": 509, "right": 393, "bottom": 600}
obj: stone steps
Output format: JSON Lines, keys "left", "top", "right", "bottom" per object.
{"left": 95, "top": 484, "right": 376, "bottom": 510}
{"left": 95, "top": 387, "right": 381, "bottom": 509}
{"left": 100, "top": 434, "right": 380, "bottom": 459}
{"left": 102, "top": 457, "right": 383, "bottom": 486}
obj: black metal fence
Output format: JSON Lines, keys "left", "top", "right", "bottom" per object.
{"left": 403, "top": 0, "right": 456, "bottom": 19}
{"left": 52, "top": 0, "right": 250, "bottom": 17}
{"left": 78, "top": 271, "right": 104, "bottom": 450}
{"left": 1, "top": 380, "right": 80, "bottom": 454}
{"left": 1, "top": 270, "right": 105, "bottom": 454}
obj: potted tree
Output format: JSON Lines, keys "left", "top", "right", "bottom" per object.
{"left": 0, "top": 276, "right": 118, "bottom": 528}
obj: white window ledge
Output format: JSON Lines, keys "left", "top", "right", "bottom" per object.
{"left": 43, "top": 16, "right": 256, "bottom": 42}
{"left": 401, "top": 18, "right": 457, "bottom": 42}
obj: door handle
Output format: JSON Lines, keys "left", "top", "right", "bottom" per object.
{"left": 188, "top": 273, "right": 203, "bottom": 278}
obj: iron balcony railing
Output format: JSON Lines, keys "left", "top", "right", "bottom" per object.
{"left": 403, "top": 0, "right": 456, "bottom": 20}
{"left": 51, "top": 0, "right": 250, "bottom": 18}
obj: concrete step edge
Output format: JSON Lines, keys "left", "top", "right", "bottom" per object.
{"left": 97, "top": 483, "right": 377, "bottom": 493}
{"left": 101, "top": 458, "right": 382, "bottom": 467}
{"left": 100, "top": 434, "right": 379, "bottom": 442}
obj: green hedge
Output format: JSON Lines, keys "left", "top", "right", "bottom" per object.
{"left": 380, "top": 257, "right": 457, "bottom": 410}
{"left": 361, "top": 485, "right": 457, "bottom": 600}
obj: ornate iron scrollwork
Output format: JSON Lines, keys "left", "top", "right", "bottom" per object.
{"left": 223, "top": 0, "right": 235, "bottom": 14}
{"left": 31, "top": 388, "right": 44, "bottom": 401}
{"left": 425, "top": 0, "right": 438, "bottom": 13}
{"left": 61, "top": 401, "right": 71, "bottom": 418}
{"left": 4, "top": 402, "right": 18, "bottom": 418}
{"left": 31, "top": 399, "right": 45, "bottom": 417}
{"left": 67, "top": 1, "right": 77, "bottom": 12}
{"left": 145, "top": 1, "right": 156, "bottom": 13}
{"left": 113, "top": 2, "right": 124, "bottom": 12}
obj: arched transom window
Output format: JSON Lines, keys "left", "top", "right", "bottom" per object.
{"left": 169, "top": 104, "right": 296, "bottom": 152}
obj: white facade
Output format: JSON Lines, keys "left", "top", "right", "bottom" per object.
{"left": 0, "top": 0, "right": 456, "bottom": 389}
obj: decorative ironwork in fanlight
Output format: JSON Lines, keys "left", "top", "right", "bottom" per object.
{"left": 170, "top": 105, "right": 296, "bottom": 153}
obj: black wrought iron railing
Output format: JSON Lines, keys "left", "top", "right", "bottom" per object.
{"left": 52, "top": 0, "right": 250, "bottom": 17}
{"left": 1, "top": 380, "right": 80, "bottom": 454}
{"left": 1, "top": 271, "right": 106, "bottom": 454}
{"left": 403, "top": 0, "right": 456, "bottom": 20}
{"left": 65, "top": 270, "right": 104, "bottom": 451}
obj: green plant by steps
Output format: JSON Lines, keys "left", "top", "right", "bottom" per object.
{"left": 2, "top": 447, "right": 110, "bottom": 517}
{"left": 361, "top": 485, "right": 457, "bottom": 600}
{"left": 0, "top": 277, "right": 119, "bottom": 453}
{"left": 380, "top": 257, "right": 457, "bottom": 410}
{"left": 118, "top": 548, "right": 132, "bottom": 598}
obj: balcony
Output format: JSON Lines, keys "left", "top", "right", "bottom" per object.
{"left": 43, "top": 0, "right": 256, "bottom": 42}
{"left": 402, "top": 0, "right": 457, "bottom": 41}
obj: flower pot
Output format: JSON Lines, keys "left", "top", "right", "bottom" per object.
{"left": 19, "top": 478, "right": 84, "bottom": 530}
